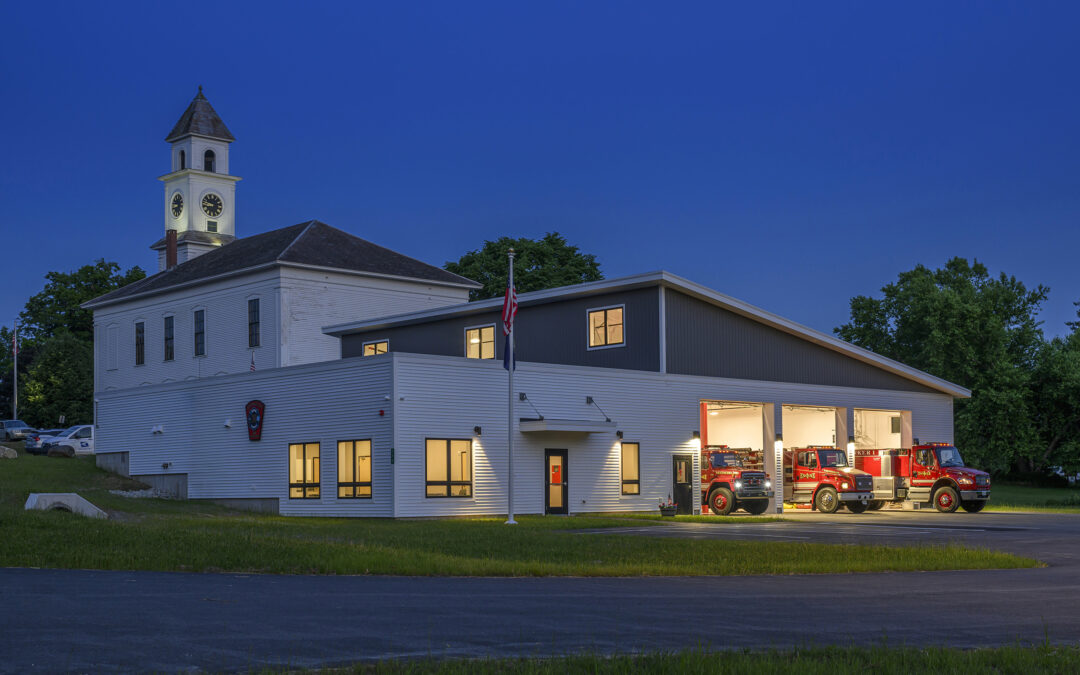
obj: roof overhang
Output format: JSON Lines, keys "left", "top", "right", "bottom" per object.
{"left": 519, "top": 418, "right": 618, "bottom": 434}
{"left": 322, "top": 271, "right": 971, "bottom": 399}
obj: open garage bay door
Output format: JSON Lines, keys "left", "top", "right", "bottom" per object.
{"left": 701, "top": 401, "right": 766, "bottom": 469}
{"left": 781, "top": 405, "right": 838, "bottom": 448}
{"left": 854, "top": 408, "right": 911, "bottom": 449}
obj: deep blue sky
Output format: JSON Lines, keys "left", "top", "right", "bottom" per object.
{"left": 2, "top": 2, "right": 1078, "bottom": 337}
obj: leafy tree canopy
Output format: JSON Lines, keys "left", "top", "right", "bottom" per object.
{"left": 19, "top": 259, "right": 146, "bottom": 344}
{"left": 445, "top": 233, "right": 602, "bottom": 301}
{"left": 20, "top": 333, "right": 93, "bottom": 427}
{"left": 835, "top": 257, "right": 1051, "bottom": 473}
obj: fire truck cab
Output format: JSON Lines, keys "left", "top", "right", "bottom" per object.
{"left": 782, "top": 446, "right": 874, "bottom": 513}
{"left": 854, "top": 442, "right": 990, "bottom": 513}
{"left": 700, "top": 445, "right": 774, "bottom": 515}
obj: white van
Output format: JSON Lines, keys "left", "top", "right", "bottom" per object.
{"left": 44, "top": 425, "right": 95, "bottom": 456}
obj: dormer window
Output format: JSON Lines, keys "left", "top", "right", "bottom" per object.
{"left": 179, "top": 150, "right": 186, "bottom": 170}
{"left": 204, "top": 149, "right": 215, "bottom": 173}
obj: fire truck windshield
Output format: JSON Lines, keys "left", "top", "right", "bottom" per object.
{"left": 818, "top": 450, "right": 848, "bottom": 468}
{"left": 934, "top": 446, "right": 965, "bottom": 467}
{"left": 709, "top": 452, "right": 743, "bottom": 469}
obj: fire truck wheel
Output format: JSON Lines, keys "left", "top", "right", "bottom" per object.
{"left": 867, "top": 500, "right": 885, "bottom": 511}
{"left": 933, "top": 486, "right": 960, "bottom": 513}
{"left": 815, "top": 487, "right": 840, "bottom": 513}
{"left": 960, "top": 500, "right": 986, "bottom": 513}
{"left": 743, "top": 500, "right": 770, "bottom": 515}
{"left": 709, "top": 488, "right": 735, "bottom": 515}
{"left": 845, "top": 501, "right": 869, "bottom": 514}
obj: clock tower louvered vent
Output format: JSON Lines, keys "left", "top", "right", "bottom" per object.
{"left": 153, "top": 86, "right": 241, "bottom": 271}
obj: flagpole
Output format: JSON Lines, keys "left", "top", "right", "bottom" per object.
{"left": 12, "top": 320, "right": 17, "bottom": 420}
{"left": 506, "top": 248, "right": 517, "bottom": 525}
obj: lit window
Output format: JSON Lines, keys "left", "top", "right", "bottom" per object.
{"left": 248, "top": 299, "right": 260, "bottom": 348}
{"left": 338, "top": 440, "right": 372, "bottom": 498}
{"left": 588, "top": 306, "right": 624, "bottom": 348}
{"left": 465, "top": 325, "right": 495, "bottom": 359}
{"left": 193, "top": 309, "right": 205, "bottom": 356}
{"left": 621, "top": 442, "right": 640, "bottom": 494}
{"left": 362, "top": 340, "right": 389, "bottom": 356}
{"left": 426, "top": 438, "right": 472, "bottom": 497}
{"left": 163, "top": 316, "right": 174, "bottom": 361}
{"left": 289, "top": 442, "right": 320, "bottom": 499}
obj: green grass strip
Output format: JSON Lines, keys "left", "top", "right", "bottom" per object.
{"left": 0, "top": 448, "right": 1039, "bottom": 577}
{"left": 272, "top": 645, "right": 1080, "bottom": 674}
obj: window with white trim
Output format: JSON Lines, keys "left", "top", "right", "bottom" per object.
{"left": 248, "top": 298, "right": 260, "bottom": 348}
{"left": 588, "top": 305, "right": 624, "bottom": 348}
{"left": 465, "top": 325, "right": 495, "bottom": 359}
{"left": 193, "top": 309, "right": 206, "bottom": 356}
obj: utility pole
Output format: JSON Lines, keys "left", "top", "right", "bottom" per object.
{"left": 12, "top": 319, "right": 17, "bottom": 420}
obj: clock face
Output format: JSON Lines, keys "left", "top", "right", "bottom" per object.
{"left": 201, "top": 193, "right": 224, "bottom": 217}
{"left": 171, "top": 193, "right": 183, "bottom": 218}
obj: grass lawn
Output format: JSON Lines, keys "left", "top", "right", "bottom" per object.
{"left": 987, "top": 483, "right": 1080, "bottom": 512}
{"left": 288, "top": 645, "right": 1080, "bottom": 674}
{"left": 0, "top": 443, "right": 1037, "bottom": 576}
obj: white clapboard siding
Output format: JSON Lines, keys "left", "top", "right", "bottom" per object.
{"left": 97, "top": 355, "right": 395, "bottom": 516}
{"left": 391, "top": 353, "right": 956, "bottom": 518}
{"left": 279, "top": 267, "right": 470, "bottom": 367}
{"left": 93, "top": 269, "right": 281, "bottom": 392}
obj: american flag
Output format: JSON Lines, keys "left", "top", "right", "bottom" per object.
{"left": 501, "top": 281, "right": 518, "bottom": 336}
{"left": 502, "top": 277, "right": 517, "bottom": 371}
{"left": 250, "top": 352, "right": 256, "bottom": 372}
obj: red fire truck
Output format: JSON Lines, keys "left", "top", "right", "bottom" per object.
{"left": 854, "top": 442, "right": 991, "bottom": 513}
{"left": 700, "top": 445, "right": 774, "bottom": 515}
{"left": 782, "top": 446, "right": 874, "bottom": 513}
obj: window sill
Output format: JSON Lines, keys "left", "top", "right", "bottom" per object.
{"left": 587, "top": 342, "right": 627, "bottom": 351}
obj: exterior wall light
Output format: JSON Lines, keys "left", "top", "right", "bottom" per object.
{"left": 473, "top": 426, "right": 482, "bottom": 436}
{"left": 616, "top": 430, "right": 623, "bottom": 439}
{"left": 773, "top": 433, "right": 783, "bottom": 453}
{"left": 692, "top": 430, "right": 700, "bottom": 440}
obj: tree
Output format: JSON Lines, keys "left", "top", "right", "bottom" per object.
{"left": 445, "top": 233, "right": 603, "bottom": 301}
{"left": 0, "top": 259, "right": 145, "bottom": 424}
{"left": 1028, "top": 307, "right": 1080, "bottom": 475}
{"left": 20, "top": 333, "right": 93, "bottom": 427}
{"left": 835, "top": 257, "right": 1049, "bottom": 473}
{"left": 19, "top": 259, "right": 146, "bottom": 344}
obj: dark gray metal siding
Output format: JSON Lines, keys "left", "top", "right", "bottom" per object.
{"left": 341, "top": 288, "right": 661, "bottom": 372}
{"left": 664, "top": 290, "right": 937, "bottom": 393}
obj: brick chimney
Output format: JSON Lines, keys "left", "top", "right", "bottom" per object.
{"left": 165, "top": 229, "right": 178, "bottom": 269}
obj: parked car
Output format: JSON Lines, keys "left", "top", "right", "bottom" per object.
{"left": 24, "top": 429, "right": 66, "bottom": 455}
{"left": 1, "top": 420, "right": 36, "bottom": 441}
{"left": 40, "top": 425, "right": 95, "bottom": 456}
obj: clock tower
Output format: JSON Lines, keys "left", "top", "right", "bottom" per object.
{"left": 154, "top": 86, "right": 241, "bottom": 270}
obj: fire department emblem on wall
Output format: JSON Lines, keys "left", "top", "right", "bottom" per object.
{"left": 245, "top": 400, "right": 265, "bottom": 441}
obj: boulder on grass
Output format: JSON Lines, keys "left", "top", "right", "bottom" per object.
{"left": 47, "top": 445, "right": 75, "bottom": 458}
{"left": 0, "top": 447, "right": 17, "bottom": 459}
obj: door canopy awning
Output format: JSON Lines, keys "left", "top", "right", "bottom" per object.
{"left": 519, "top": 418, "right": 617, "bottom": 434}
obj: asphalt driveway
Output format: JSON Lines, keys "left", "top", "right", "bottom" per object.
{"left": 2, "top": 511, "right": 1078, "bottom": 673}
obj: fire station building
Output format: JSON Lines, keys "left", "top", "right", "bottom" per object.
{"left": 87, "top": 90, "right": 970, "bottom": 517}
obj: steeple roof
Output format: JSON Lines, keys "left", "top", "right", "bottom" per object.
{"left": 164, "top": 86, "right": 235, "bottom": 143}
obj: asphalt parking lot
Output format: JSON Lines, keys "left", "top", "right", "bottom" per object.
{"left": 2, "top": 510, "right": 1078, "bottom": 673}
{"left": 579, "top": 509, "right": 1080, "bottom": 565}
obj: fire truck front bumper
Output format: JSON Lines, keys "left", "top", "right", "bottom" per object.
{"left": 839, "top": 491, "right": 874, "bottom": 502}
{"left": 960, "top": 490, "right": 991, "bottom": 501}
{"left": 735, "top": 489, "right": 774, "bottom": 500}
